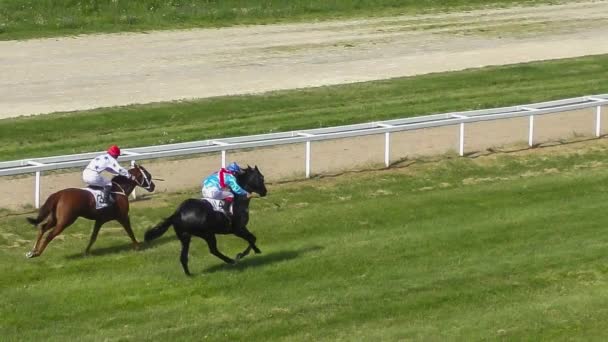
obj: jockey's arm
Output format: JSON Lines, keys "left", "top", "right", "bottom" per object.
{"left": 105, "top": 160, "right": 131, "bottom": 178}
{"left": 226, "top": 175, "right": 248, "bottom": 196}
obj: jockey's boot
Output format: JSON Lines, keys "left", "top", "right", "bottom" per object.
{"left": 221, "top": 200, "right": 233, "bottom": 220}
{"left": 103, "top": 186, "right": 115, "bottom": 205}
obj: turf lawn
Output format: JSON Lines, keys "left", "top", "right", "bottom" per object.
{"left": 2, "top": 139, "right": 608, "bottom": 340}
{"left": 0, "top": 0, "right": 560, "bottom": 40}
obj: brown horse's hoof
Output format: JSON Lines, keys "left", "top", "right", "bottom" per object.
{"left": 25, "top": 251, "right": 38, "bottom": 259}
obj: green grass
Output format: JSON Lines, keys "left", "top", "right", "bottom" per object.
{"left": 1, "top": 54, "right": 607, "bottom": 161}
{"left": 0, "top": 0, "right": 560, "bottom": 41}
{"left": 3, "top": 139, "right": 608, "bottom": 340}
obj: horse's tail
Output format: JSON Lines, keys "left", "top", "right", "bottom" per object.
{"left": 26, "top": 192, "right": 59, "bottom": 226}
{"left": 144, "top": 212, "right": 177, "bottom": 242}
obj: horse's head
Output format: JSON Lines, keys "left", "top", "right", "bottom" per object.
{"left": 129, "top": 164, "right": 156, "bottom": 192}
{"left": 238, "top": 165, "right": 267, "bottom": 197}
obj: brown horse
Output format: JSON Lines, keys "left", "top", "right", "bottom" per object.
{"left": 25, "top": 164, "right": 155, "bottom": 258}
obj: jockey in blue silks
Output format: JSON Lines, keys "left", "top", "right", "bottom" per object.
{"left": 202, "top": 162, "right": 251, "bottom": 216}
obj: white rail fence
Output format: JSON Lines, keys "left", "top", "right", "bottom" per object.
{"left": 1, "top": 94, "right": 607, "bottom": 208}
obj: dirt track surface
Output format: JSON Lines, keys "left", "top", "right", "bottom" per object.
{"left": 1, "top": 1, "right": 608, "bottom": 118}
{"left": 2, "top": 1, "right": 608, "bottom": 209}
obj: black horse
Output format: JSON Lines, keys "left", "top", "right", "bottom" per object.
{"left": 144, "top": 165, "right": 268, "bottom": 275}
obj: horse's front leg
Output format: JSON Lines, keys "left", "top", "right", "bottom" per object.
{"left": 236, "top": 245, "right": 253, "bottom": 261}
{"left": 117, "top": 215, "right": 140, "bottom": 250}
{"left": 84, "top": 220, "right": 104, "bottom": 255}
{"left": 234, "top": 226, "right": 261, "bottom": 258}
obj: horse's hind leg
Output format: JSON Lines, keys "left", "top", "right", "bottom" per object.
{"left": 27, "top": 228, "right": 46, "bottom": 259}
{"left": 27, "top": 218, "right": 56, "bottom": 258}
{"left": 177, "top": 233, "right": 192, "bottom": 276}
{"left": 84, "top": 220, "right": 103, "bottom": 255}
{"left": 34, "top": 216, "right": 76, "bottom": 257}
{"left": 204, "top": 235, "right": 235, "bottom": 265}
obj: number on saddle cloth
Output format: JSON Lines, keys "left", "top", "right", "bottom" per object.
{"left": 96, "top": 193, "right": 106, "bottom": 204}
{"left": 204, "top": 198, "right": 230, "bottom": 216}
{"left": 82, "top": 187, "right": 111, "bottom": 209}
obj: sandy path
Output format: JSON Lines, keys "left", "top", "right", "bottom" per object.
{"left": 1, "top": 1, "right": 607, "bottom": 118}
{"left": 2, "top": 1, "right": 608, "bottom": 209}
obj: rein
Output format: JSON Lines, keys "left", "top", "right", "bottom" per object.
{"left": 106, "top": 165, "right": 152, "bottom": 199}
{"left": 111, "top": 181, "right": 128, "bottom": 197}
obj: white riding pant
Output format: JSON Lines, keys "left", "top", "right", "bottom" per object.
{"left": 202, "top": 187, "right": 234, "bottom": 201}
{"left": 82, "top": 169, "right": 112, "bottom": 187}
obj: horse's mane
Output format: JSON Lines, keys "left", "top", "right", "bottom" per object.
{"left": 236, "top": 166, "right": 255, "bottom": 182}
{"left": 230, "top": 167, "right": 253, "bottom": 199}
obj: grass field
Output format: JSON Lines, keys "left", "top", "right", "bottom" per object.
{"left": 2, "top": 138, "right": 608, "bottom": 340}
{"left": 1, "top": 54, "right": 608, "bottom": 162}
{"left": 0, "top": 0, "right": 559, "bottom": 40}
{"left": 4, "top": 1, "right": 608, "bottom": 339}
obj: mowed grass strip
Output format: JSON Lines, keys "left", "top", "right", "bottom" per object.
{"left": 2, "top": 54, "right": 608, "bottom": 161}
{"left": 0, "top": 0, "right": 556, "bottom": 41}
{"left": 2, "top": 140, "right": 608, "bottom": 340}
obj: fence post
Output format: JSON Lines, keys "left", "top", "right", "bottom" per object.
{"left": 384, "top": 132, "right": 390, "bottom": 167}
{"left": 596, "top": 105, "right": 602, "bottom": 137}
{"left": 459, "top": 123, "right": 465, "bottom": 156}
{"left": 305, "top": 141, "right": 311, "bottom": 178}
{"left": 35, "top": 171, "right": 41, "bottom": 208}
{"left": 528, "top": 115, "right": 535, "bottom": 147}
{"left": 130, "top": 160, "right": 137, "bottom": 199}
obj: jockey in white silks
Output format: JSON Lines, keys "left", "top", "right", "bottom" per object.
{"left": 202, "top": 162, "right": 251, "bottom": 216}
{"left": 82, "top": 145, "right": 135, "bottom": 204}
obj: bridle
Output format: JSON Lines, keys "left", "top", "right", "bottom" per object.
{"left": 132, "top": 165, "right": 153, "bottom": 191}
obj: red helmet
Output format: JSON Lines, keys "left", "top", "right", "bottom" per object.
{"left": 107, "top": 145, "right": 121, "bottom": 158}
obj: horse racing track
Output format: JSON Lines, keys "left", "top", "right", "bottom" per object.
{"left": 2, "top": 138, "right": 608, "bottom": 340}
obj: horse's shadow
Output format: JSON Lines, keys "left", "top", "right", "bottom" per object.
{"left": 202, "top": 245, "right": 323, "bottom": 274}
{"left": 64, "top": 235, "right": 174, "bottom": 260}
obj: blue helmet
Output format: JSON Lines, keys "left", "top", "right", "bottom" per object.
{"left": 226, "top": 162, "right": 241, "bottom": 173}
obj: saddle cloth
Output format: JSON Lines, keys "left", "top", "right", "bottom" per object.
{"left": 203, "top": 198, "right": 228, "bottom": 215}
{"left": 82, "top": 188, "right": 110, "bottom": 210}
